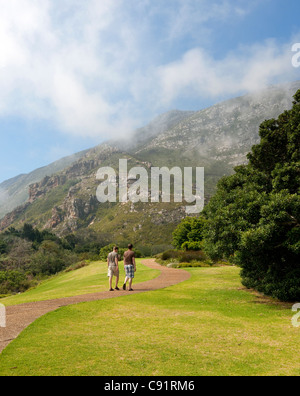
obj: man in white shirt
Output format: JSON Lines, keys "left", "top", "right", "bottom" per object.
{"left": 107, "top": 246, "right": 120, "bottom": 291}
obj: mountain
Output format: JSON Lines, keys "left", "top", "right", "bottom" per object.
{"left": 135, "top": 81, "right": 300, "bottom": 165}
{"left": 0, "top": 81, "right": 299, "bottom": 247}
{"left": 0, "top": 110, "right": 194, "bottom": 220}
{"left": 112, "top": 110, "right": 195, "bottom": 151}
{"left": 0, "top": 150, "right": 89, "bottom": 219}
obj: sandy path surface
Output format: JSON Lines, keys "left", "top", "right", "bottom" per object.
{"left": 0, "top": 260, "right": 190, "bottom": 354}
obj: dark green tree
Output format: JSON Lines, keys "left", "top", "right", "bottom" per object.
{"left": 172, "top": 217, "right": 206, "bottom": 250}
{"left": 203, "top": 90, "right": 300, "bottom": 301}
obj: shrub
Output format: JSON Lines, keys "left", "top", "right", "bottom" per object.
{"left": 161, "top": 250, "right": 180, "bottom": 261}
{"left": 0, "top": 271, "right": 31, "bottom": 294}
{"left": 181, "top": 241, "right": 203, "bottom": 251}
{"left": 0, "top": 225, "right": 79, "bottom": 294}
{"left": 173, "top": 217, "right": 206, "bottom": 250}
{"left": 159, "top": 249, "right": 206, "bottom": 264}
{"left": 65, "top": 261, "right": 89, "bottom": 273}
{"left": 29, "top": 242, "right": 78, "bottom": 276}
{"left": 178, "top": 261, "right": 212, "bottom": 268}
{"left": 179, "top": 250, "right": 206, "bottom": 263}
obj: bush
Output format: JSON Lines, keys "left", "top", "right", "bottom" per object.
{"left": 179, "top": 250, "right": 206, "bottom": 263}
{"left": 178, "top": 261, "right": 212, "bottom": 268}
{"left": 159, "top": 249, "right": 206, "bottom": 264}
{"left": 65, "top": 261, "right": 89, "bottom": 273}
{"left": 0, "top": 240, "right": 8, "bottom": 255}
{"left": 161, "top": 250, "right": 180, "bottom": 261}
{"left": 0, "top": 271, "right": 31, "bottom": 294}
{"left": 173, "top": 217, "right": 206, "bottom": 250}
{"left": 181, "top": 241, "right": 203, "bottom": 251}
{"left": 0, "top": 225, "right": 79, "bottom": 294}
{"left": 29, "top": 241, "right": 78, "bottom": 276}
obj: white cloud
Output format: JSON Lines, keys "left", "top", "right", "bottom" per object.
{"left": 157, "top": 40, "right": 299, "bottom": 106}
{"left": 0, "top": 0, "right": 298, "bottom": 141}
{"left": 0, "top": 0, "right": 133, "bottom": 138}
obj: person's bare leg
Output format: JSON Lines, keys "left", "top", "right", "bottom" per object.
{"left": 123, "top": 277, "right": 128, "bottom": 290}
{"left": 109, "top": 277, "right": 113, "bottom": 291}
{"left": 129, "top": 278, "right": 133, "bottom": 290}
{"left": 115, "top": 275, "right": 119, "bottom": 289}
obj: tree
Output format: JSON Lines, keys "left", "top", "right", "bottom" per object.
{"left": 203, "top": 90, "right": 300, "bottom": 301}
{"left": 30, "top": 241, "right": 77, "bottom": 276}
{"left": 8, "top": 238, "right": 33, "bottom": 270}
{"left": 0, "top": 240, "right": 8, "bottom": 255}
{"left": 22, "top": 224, "right": 40, "bottom": 242}
{"left": 172, "top": 217, "right": 206, "bottom": 250}
{"left": 0, "top": 270, "right": 28, "bottom": 294}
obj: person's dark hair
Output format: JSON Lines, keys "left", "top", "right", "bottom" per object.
{"left": 128, "top": 244, "right": 133, "bottom": 250}
{"left": 114, "top": 246, "right": 119, "bottom": 251}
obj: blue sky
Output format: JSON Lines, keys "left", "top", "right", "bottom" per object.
{"left": 0, "top": 0, "right": 299, "bottom": 183}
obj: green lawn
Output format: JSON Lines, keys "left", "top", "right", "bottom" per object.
{"left": 0, "top": 265, "right": 298, "bottom": 376}
{"left": 0, "top": 259, "right": 159, "bottom": 306}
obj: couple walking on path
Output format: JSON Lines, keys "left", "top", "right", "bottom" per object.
{"left": 107, "top": 244, "right": 136, "bottom": 292}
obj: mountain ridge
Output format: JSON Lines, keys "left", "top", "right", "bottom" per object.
{"left": 0, "top": 110, "right": 195, "bottom": 219}
{"left": 0, "top": 149, "right": 91, "bottom": 219}
{"left": 1, "top": 81, "right": 300, "bottom": 246}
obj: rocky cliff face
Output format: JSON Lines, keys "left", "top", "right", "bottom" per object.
{"left": 0, "top": 149, "right": 89, "bottom": 219}
{"left": 29, "top": 175, "right": 67, "bottom": 203}
{"left": 43, "top": 195, "right": 99, "bottom": 232}
{"left": 0, "top": 203, "right": 30, "bottom": 230}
